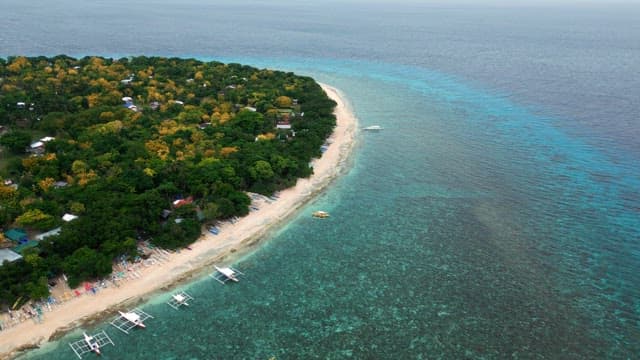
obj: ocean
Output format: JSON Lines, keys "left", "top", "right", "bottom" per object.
{"left": 3, "top": 0, "right": 639, "bottom": 358}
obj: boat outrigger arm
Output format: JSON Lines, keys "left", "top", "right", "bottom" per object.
{"left": 69, "top": 331, "right": 114, "bottom": 359}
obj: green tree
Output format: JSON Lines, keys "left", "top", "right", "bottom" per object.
{"left": 232, "top": 110, "right": 265, "bottom": 135}
{"left": 16, "top": 209, "right": 56, "bottom": 230}
{"left": 250, "top": 160, "right": 274, "bottom": 181}
{"left": 26, "top": 276, "right": 49, "bottom": 300}
{"left": 0, "top": 131, "right": 32, "bottom": 154}
{"left": 63, "top": 247, "right": 112, "bottom": 288}
{"left": 275, "top": 95, "right": 292, "bottom": 108}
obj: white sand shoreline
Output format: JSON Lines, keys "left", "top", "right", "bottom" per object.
{"left": 0, "top": 83, "right": 357, "bottom": 360}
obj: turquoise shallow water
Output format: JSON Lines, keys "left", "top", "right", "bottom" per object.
{"left": 17, "top": 61, "right": 640, "bottom": 359}
{"left": 3, "top": 1, "right": 640, "bottom": 358}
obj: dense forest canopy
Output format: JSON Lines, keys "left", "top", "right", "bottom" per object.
{"left": 0, "top": 56, "right": 336, "bottom": 306}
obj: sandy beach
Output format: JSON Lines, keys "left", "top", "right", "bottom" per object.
{"left": 0, "top": 83, "right": 357, "bottom": 360}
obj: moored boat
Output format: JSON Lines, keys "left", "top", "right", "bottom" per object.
{"left": 312, "top": 211, "right": 330, "bottom": 218}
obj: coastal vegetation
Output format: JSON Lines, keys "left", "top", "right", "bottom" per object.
{"left": 0, "top": 55, "right": 336, "bottom": 306}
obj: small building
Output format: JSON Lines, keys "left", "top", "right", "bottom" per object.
{"left": 244, "top": 106, "right": 257, "bottom": 112}
{"left": 28, "top": 136, "right": 55, "bottom": 154}
{"left": 277, "top": 108, "right": 295, "bottom": 119}
{"left": 4, "top": 229, "right": 28, "bottom": 243}
{"left": 161, "top": 209, "right": 172, "bottom": 219}
{"left": 53, "top": 181, "right": 68, "bottom": 188}
{"left": 12, "top": 240, "right": 39, "bottom": 254}
{"left": 276, "top": 120, "right": 292, "bottom": 130}
{"left": 0, "top": 249, "right": 22, "bottom": 264}
{"left": 29, "top": 141, "right": 45, "bottom": 153}
{"left": 172, "top": 196, "right": 193, "bottom": 208}
{"left": 35, "top": 227, "right": 62, "bottom": 241}
{"left": 62, "top": 213, "right": 78, "bottom": 222}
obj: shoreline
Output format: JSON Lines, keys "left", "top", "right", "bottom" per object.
{"left": 0, "top": 83, "right": 358, "bottom": 360}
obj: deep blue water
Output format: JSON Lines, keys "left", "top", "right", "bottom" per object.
{"left": 3, "top": 1, "right": 640, "bottom": 358}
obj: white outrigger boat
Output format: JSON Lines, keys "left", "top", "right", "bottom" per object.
{"left": 110, "top": 308, "right": 153, "bottom": 334}
{"left": 312, "top": 210, "right": 330, "bottom": 218}
{"left": 363, "top": 125, "right": 383, "bottom": 131}
{"left": 69, "top": 330, "right": 114, "bottom": 358}
{"left": 167, "top": 291, "right": 194, "bottom": 310}
{"left": 210, "top": 265, "right": 244, "bottom": 284}
{"left": 120, "top": 311, "right": 145, "bottom": 328}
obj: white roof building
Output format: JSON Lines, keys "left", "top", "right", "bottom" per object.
{"left": 62, "top": 213, "right": 79, "bottom": 222}
{"left": 35, "top": 227, "right": 62, "bottom": 241}
{"left": 0, "top": 249, "right": 22, "bottom": 264}
{"left": 30, "top": 141, "right": 44, "bottom": 149}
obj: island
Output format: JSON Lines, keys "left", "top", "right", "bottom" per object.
{"left": 0, "top": 56, "right": 357, "bottom": 358}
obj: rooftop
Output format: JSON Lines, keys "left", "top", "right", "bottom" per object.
{"left": 0, "top": 249, "right": 22, "bottom": 264}
{"left": 4, "top": 228, "right": 27, "bottom": 242}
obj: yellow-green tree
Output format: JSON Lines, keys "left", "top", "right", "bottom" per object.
{"left": 16, "top": 209, "right": 55, "bottom": 230}
{"left": 275, "top": 95, "right": 293, "bottom": 108}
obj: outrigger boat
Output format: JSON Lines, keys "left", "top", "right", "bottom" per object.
{"left": 69, "top": 330, "right": 114, "bottom": 359}
{"left": 167, "top": 291, "right": 194, "bottom": 310}
{"left": 210, "top": 265, "right": 244, "bottom": 284}
{"left": 119, "top": 311, "right": 146, "bottom": 328}
{"left": 312, "top": 210, "right": 330, "bottom": 218}
{"left": 110, "top": 308, "right": 153, "bottom": 334}
{"left": 84, "top": 333, "right": 101, "bottom": 355}
{"left": 363, "top": 125, "right": 383, "bottom": 131}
